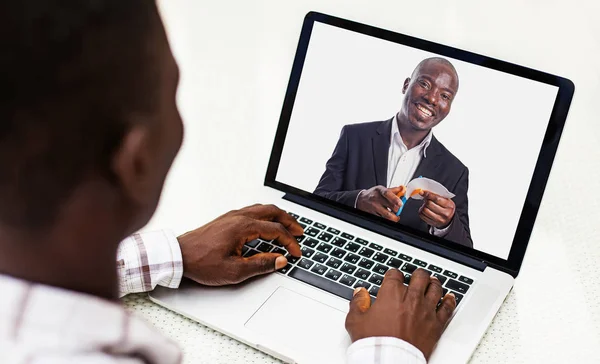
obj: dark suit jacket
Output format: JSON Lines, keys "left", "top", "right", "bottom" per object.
{"left": 314, "top": 119, "right": 473, "bottom": 248}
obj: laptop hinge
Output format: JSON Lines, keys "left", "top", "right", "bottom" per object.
{"left": 283, "top": 193, "right": 487, "bottom": 272}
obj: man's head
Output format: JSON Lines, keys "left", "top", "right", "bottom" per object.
{"left": 398, "top": 57, "right": 459, "bottom": 132}
{"left": 0, "top": 1, "right": 183, "bottom": 235}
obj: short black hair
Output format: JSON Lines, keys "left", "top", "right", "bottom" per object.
{"left": 411, "top": 57, "right": 459, "bottom": 89}
{"left": 0, "top": 1, "right": 161, "bottom": 228}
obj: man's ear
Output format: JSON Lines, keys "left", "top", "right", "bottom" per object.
{"left": 111, "top": 124, "right": 155, "bottom": 208}
{"left": 402, "top": 78, "right": 411, "bottom": 94}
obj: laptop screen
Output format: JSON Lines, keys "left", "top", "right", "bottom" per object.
{"left": 270, "top": 17, "right": 570, "bottom": 264}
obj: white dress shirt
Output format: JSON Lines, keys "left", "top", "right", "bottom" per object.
{"left": 0, "top": 230, "right": 425, "bottom": 364}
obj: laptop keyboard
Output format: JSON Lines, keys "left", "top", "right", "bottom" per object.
{"left": 242, "top": 212, "right": 475, "bottom": 306}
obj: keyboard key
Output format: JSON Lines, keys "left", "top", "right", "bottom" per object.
{"left": 289, "top": 268, "right": 353, "bottom": 300}
{"left": 358, "top": 258, "right": 375, "bottom": 270}
{"left": 284, "top": 254, "right": 300, "bottom": 264}
{"left": 452, "top": 292, "right": 464, "bottom": 305}
{"left": 331, "top": 237, "right": 347, "bottom": 247}
{"left": 341, "top": 233, "right": 354, "bottom": 240}
{"left": 373, "top": 264, "right": 389, "bottom": 275}
{"left": 327, "top": 227, "right": 341, "bottom": 235}
{"left": 299, "top": 217, "right": 313, "bottom": 225}
{"left": 428, "top": 264, "right": 443, "bottom": 273}
{"left": 459, "top": 276, "right": 474, "bottom": 285}
{"left": 313, "top": 252, "right": 329, "bottom": 264}
{"left": 443, "top": 288, "right": 448, "bottom": 296}
{"left": 305, "top": 227, "right": 320, "bottom": 237}
{"left": 368, "top": 274, "right": 384, "bottom": 286}
{"left": 383, "top": 248, "right": 398, "bottom": 257}
{"left": 340, "top": 263, "right": 357, "bottom": 275}
{"left": 404, "top": 274, "right": 411, "bottom": 284}
{"left": 241, "top": 246, "right": 250, "bottom": 255}
{"left": 344, "top": 253, "right": 360, "bottom": 264}
{"left": 355, "top": 238, "right": 369, "bottom": 245}
{"left": 369, "top": 286, "right": 380, "bottom": 297}
{"left": 331, "top": 247, "right": 346, "bottom": 259}
{"left": 401, "top": 263, "right": 418, "bottom": 274}
{"left": 311, "top": 263, "right": 328, "bottom": 276}
{"left": 301, "top": 246, "right": 315, "bottom": 259}
{"left": 354, "top": 280, "right": 371, "bottom": 289}
{"left": 326, "top": 257, "right": 343, "bottom": 269}
{"left": 295, "top": 235, "right": 306, "bottom": 244}
{"left": 314, "top": 222, "right": 327, "bottom": 230}
{"left": 358, "top": 247, "right": 375, "bottom": 258}
{"left": 246, "top": 239, "right": 260, "bottom": 248}
{"left": 369, "top": 243, "right": 383, "bottom": 251}
{"left": 299, "top": 223, "right": 307, "bottom": 230}
{"left": 414, "top": 259, "right": 427, "bottom": 267}
{"left": 272, "top": 247, "right": 287, "bottom": 255}
{"left": 387, "top": 257, "right": 403, "bottom": 269}
{"left": 245, "top": 249, "right": 259, "bottom": 257}
{"left": 443, "top": 270, "right": 458, "bottom": 279}
{"left": 304, "top": 238, "right": 319, "bottom": 248}
{"left": 298, "top": 258, "right": 314, "bottom": 270}
{"left": 399, "top": 254, "right": 412, "bottom": 262}
{"left": 316, "top": 243, "right": 333, "bottom": 254}
{"left": 354, "top": 268, "right": 371, "bottom": 280}
{"left": 345, "top": 242, "right": 361, "bottom": 253}
{"left": 339, "top": 274, "right": 357, "bottom": 287}
{"left": 372, "top": 252, "right": 389, "bottom": 263}
{"left": 433, "top": 273, "right": 447, "bottom": 284}
{"left": 446, "top": 279, "right": 470, "bottom": 294}
{"left": 279, "top": 264, "right": 292, "bottom": 274}
{"left": 318, "top": 232, "right": 334, "bottom": 242}
{"left": 288, "top": 212, "right": 299, "bottom": 219}
{"left": 325, "top": 269, "right": 342, "bottom": 281}
{"left": 257, "top": 242, "right": 273, "bottom": 252}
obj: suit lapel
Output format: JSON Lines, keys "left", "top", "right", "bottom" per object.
{"left": 372, "top": 119, "right": 392, "bottom": 187}
{"left": 412, "top": 135, "right": 443, "bottom": 180}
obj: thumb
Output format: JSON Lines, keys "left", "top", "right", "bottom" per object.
{"left": 235, "top": 253, "right": 287, "bottom": 281}
{"left": 349, "top": 287, "right": 372, "bottom": 315}
{"left": 390, "top": 185, "right": 406, "bottom": 197}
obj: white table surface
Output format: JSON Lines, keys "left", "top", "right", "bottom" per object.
{"left": 123, "top": 0, "right": 600, "bottom": 362}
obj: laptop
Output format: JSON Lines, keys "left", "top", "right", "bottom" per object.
{"left": 149, "top": 11, "right": 574, "bottom": 364}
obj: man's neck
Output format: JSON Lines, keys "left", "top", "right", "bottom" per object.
{"left": 0, "top": 183, "right": 129, "bottom": 301}
{"left": 396, "top": 113, "right": 430, "bottom": 150}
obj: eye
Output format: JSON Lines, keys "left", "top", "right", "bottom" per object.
{"left": 441, "top": 93, "right": 451, "bottom": 101}
{"left": 418, "top": 80, "right": 430, "bottom": 89}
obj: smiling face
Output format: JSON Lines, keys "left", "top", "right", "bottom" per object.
{"left": 398, "top": 58, "right": 459, "bottom": 132}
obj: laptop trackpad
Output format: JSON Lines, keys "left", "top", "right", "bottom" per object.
{"left": 245, "top": 287, "right": 349, "bottom": 353}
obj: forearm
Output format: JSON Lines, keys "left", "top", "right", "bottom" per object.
{"left": 117, "top": 229, "right": 184, "bottom": 297}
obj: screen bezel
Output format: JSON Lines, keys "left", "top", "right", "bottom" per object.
{"left": 264, "top": 11, "right": 574, "bottom": 277}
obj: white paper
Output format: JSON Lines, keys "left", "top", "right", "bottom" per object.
{"left": 404, "top": 177, "right": 455, "bottom": 200}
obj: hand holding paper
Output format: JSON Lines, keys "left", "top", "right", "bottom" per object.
{"left": 394, "top": 177, "right": 456, "bottom": 230}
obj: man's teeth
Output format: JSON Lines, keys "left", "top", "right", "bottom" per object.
{"left": 416, "top": 104, "right": 432, "bottom": 116}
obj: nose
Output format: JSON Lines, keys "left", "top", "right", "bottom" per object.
{"left": 422, "top": 90, "right": 437, "bottom": 106}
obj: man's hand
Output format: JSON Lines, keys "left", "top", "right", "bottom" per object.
{"left": 177, "top": 204, "right": 303, "bottom": 286}
{"left": 418, "top": 191, "right": 456, "bottom": 229}
{"left": 345, "top": 268, "right": 456, "bottom": 360}
{"left": 356, "top": 186, "right": 404, "bottom": 222}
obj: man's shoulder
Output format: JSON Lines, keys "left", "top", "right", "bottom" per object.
{"left": 432, "top": 137, "right": 468, "bottom": 172}
{"left": 341, "top": 120, "right": 388, "bottom": 135}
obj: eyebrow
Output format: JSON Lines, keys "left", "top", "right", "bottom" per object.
{"left": 417, "top": 74, "right": 457, "bottom": 95}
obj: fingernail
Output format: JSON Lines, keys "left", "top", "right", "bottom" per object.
{"left": 447, "top": 292, "right": 456, "bottom": 299}
{"left": 430, "top": 275, "right": 439, "bottom": 281}
{"left": 353, "top": 287, "right": 361, "bottom": 296}
{"left": 275, "top": 256, "right": 288, "bottom": 270}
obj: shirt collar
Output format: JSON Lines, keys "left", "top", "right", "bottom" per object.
{"left": 391, "top": 114, "right": 432, "bottom": 158}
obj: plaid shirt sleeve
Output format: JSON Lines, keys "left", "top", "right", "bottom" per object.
{"left": 346, "top": 337, "right": 426, "bottom": 364}
{"left": 117, "top": 229, "right": 184, "bottom": 298}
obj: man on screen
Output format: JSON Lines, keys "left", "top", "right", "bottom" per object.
{"left": 314, "top": 57, "right": 473, "bottom": 248}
